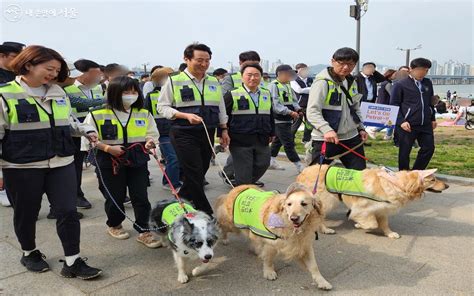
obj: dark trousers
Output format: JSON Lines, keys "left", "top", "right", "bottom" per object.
{"left": 271, "top": 123, "right": 301, "bottom": 163}
{"left": 73, "top": 137, "right": 86, "bottom": 198}
{"left": 291, "top": 109, "right": 312, "bottom": 142}
{"left": 397, "top": 125, "right": 435, "bottom": 170}
{"left": 171, "top": 127, "right": 214, "bottom": 215}
{"left": 230, "top": 143, "right": 270, "bottom": 185}
{"left": 4, "top": 164, "right": 80, "bottom": 256}
{"left": 96, "top": 165, "right": 151, "bottom": 233}
{"left": 310, "top": 135, "right": 367, "bottom": 170}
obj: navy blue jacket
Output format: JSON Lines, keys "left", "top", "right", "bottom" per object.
{"left": 390, "top": 77, "right": 436, "bottom": 127}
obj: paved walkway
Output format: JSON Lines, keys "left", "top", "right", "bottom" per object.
{"left": 1, "top": 154, "right": 473, "bottom": 295}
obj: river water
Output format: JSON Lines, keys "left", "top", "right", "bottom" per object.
{"left": 433, "top": 84, "right": 473, "bottom": 98}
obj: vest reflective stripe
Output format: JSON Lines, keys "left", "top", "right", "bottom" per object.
{"left": 231, "top": 72, "right": 242, "bottom": 88}
{"left": 272, "top": 80, "right": 294, "bottom": 106}
{"left": 315, "top": 78, "right": 359, "bottom": 111}
{"left": 64, "top": 84, "right": 104, "bottom": 118}
{"left": 325, "top": 167, "right": 389, "bottom": 202}
{"left": 231, "top": 87, "right": 272, "bottom": 115}
{"left": 92, "top": 108, "right": 149, "bottom": 145}
{"left": 171, "top": 72, "right": 222, "bottom": 108}
{"left": 161, "top": 202, "right": 197, "bottom": 226}
{"left": 148, "top": 91, "right": 165, "bottom": 119}
{"left": 233, "top": 188, "right": 278, "bottom": 240}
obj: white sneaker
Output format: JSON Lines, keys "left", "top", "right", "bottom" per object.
{"left": 0, "top": 191, "right": 11, "bottom": 207}
{"left": 268, "top": 160, "right": 285, "bottom": 170}
{"left": 367, "top": 128, "right": 377, "bottom": 139}
{"left": 294, "top": 161, "right": 305, "bottom": 173}
{"left": 383, "top": 135, "right": 392, "bottom": 141}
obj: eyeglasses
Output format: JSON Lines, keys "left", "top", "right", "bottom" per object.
{"left": 335, "top": 60, "right": 356, "bottom": 68}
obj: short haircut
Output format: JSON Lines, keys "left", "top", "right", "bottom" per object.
{"left": 362, "top": 62, "right": 376, "bottom": 68}
{"left": 240, "top": 62, "right": 263, "bottom": 75}
{"left": 140, "top": 74, "right": 150, "bottom": 79}
{"left": 332, "top": 47, "right": 359, "bottom": 63}
{"left": 178, "top": 63, "right": 187, "bottom": 72}
{"left": 106, "top": 76, "right": 144, "bottom": 112}
{"left": 398, "top": 65, "right": 409, "bottom": 71}
{"left": 183, "top": 43, "right": 212, "bottom": 60}
{"left": 213, "top": 68, "right": 228, "bottom": 76}
{"left": 239, "top": 51, "right": 260, "bottom": 63}
{"left": 383, "top": 69, "right": 397, "bottom": 80}
{"left": 9, "top": 45, "right": 69, "bottom": 82}
{"left": 104, "top": 63, "right": 122, "bottom": 74}
{"left": 410, "top": 58, "right": 432, "bottom": 69}
{"left": 295, "top": 63, "right": 308, "bottom": 70}
{"left": 74, "top": 59, "right": 100, "bottom": 72}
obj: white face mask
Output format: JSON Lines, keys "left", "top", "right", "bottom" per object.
{"left": 122, "top": 94, "right": 138, "bottom": 109}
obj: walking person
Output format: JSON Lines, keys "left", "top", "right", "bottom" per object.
{"left": 290, "top": 63, "right": 313, "bottom": 143}
{"left": 269, "top": 64, "right": 305, "bottom": 173}
{"left": 354, "top": 62, "right": 386, "bottom": 103}
{"left": 1, "top": 45, "right": 102, "bottom": 278}
{"left": 157, "top": 43, "right": 229, "bottom": 216}
{"left": 390, "top": 58, "right": 436, "bottom": 171}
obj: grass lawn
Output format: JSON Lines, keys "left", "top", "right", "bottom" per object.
{"left": 294, "top": 122, "right": 474, "bottom": 178}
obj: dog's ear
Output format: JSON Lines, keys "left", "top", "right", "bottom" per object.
{"left": 377, "top": 170, "right": 404, "bottom": 188}
{"left": 286, "top": 182, "right": 310, "bottom": 197}
{"left": 182, "top": 217, "right": 194, "bottom": 233}
{"left": 415, "top": 169, "right": 438, "bottom": 180}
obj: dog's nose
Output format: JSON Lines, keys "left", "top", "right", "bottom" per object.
{"left": 204, "top": 254, "right": 212, "bottom": 260}
{"left": 290, "top": 216, "right": 299, "bottom": 222}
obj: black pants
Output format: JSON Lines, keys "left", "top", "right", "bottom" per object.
{"left": 96, "top": 164, "right": 151, "bottom": 233}
{"left": 271, "top": 123, "right": 300, "bottom": 163}
{"left": 171, "top": 127, "right": 214, "bottom": 215}
{"left": 310, "top": 135, "right": 367, "bottom": 170}
{"left": 397, "top": 125, "right": 435, "bottom": 170}
{"left": 291, "top": 109, "right": 312, "bottom": 142}
{"left": 4, "top": 163, "right": 80, "bottom": 256}
{"left": 73, "top": 137, "right": 86, "bottom": 198}
{"left": 230, "top": 143, "right": 270, "bottom": 185}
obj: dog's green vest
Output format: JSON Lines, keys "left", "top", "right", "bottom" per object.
{"left": 162, "top": 202, "right": 197, "bottom": 226}
{"left": 325, "top": 167, "right": 388, "bottom": 202}
{"left": 233, "top": 188, "right": 278, "bottom": 239}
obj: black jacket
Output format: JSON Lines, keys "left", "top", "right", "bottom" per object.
{"left": 390, "top": 77, "right": 436, "bottom": 127}
{"left": 354, "top": 71, "right": 386, "bottom": 102}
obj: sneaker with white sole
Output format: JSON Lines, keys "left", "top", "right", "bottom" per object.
{"left": 136, "top": 232, "right": 162, "bottom": 248}
{"left": 268, "top": 160, "right": 285, "bottom": 170}
{"left": 294, "top": 161, "right": 305, "bottom": 173}
{"left": 0, "top": 190, "right": 11, "bottom": 207}
{"left": 107, "top": 225, "right": 130, "bottom": 240}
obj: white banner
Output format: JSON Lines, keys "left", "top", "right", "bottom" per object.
{"left": 360, "top": 102, "right": 399, "bottom": 128}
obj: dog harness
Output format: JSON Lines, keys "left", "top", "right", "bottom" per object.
{"left": 233, "top": 188, "right": 278, "bottom": 239}
{"left": 161, "top": 202, "right": 197, "bottom": 249}
{"left": 325, "top": 166, "right": 389, "bottom": 203}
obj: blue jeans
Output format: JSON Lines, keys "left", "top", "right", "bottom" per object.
{"left": 374, "top": 126, "right": 394, "bottom": 137}
{"left": 159, "top": 136, "right": 181, "bottom": 188}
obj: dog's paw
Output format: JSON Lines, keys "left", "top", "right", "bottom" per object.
{"left": 177, "top": 273, "right": 189, "bottom": 284}
{"left": 387, "top": 232, "right": 400, "bottom": 239}
{"left": 317, "top": 279, "right": 333, "bottom": 290}
{"left": 263, "top": 270, "right": 278, "bottom": 281}
{"left": 322, "top": 227, "right": 336, "bottom": 234}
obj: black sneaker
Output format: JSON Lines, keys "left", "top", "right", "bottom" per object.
{"left": 60, "top": 257, "right": 102, "bottom": 280}
{"left": 124, "top": 196, "right": 131, "bottom": 205}
{"left": 47, "top": 211, "right": 83, "bottom": 220}
{"left": 76, "top": 196, "right": 92, "bottom": 209}
{"left": 254, "top": 181, "right": 265, "bottom": 187}
{"left": 20, "top": 250, "right": 49, "bottom": 273}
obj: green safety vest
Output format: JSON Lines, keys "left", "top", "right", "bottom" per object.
{"left": 170, "top": 71, "right": 222, "bottom": 128}
{"left": 233, "top": 188, "right": 278, "bottom": 239}
{"left": 147, "top": 90, "right": 172, "bottom": 136}
{"left": 271, "top": 80, "right": 295, "bottom": 106}
{"left": 259, "top": 80, "right": 269, "bottom": 89}
{"left": 91, "top": 107, "right": 150, "bottom": 145}
{"left": 325, "top": 166, "right": 388, "bottom": 202}
{"left": 0, "top": 81, "right": 76, "bottom": 164}
{"left": 229, "top": 86, "right": 272, "bottom": 135}
{"left": 162, "top": 202, "right": 197, "bottom": 226}
{"left": 230, "top": 72, "right": 242, "bottom": 88}
{"left": 63, "top": 84, "right": 104, "bottom": 119}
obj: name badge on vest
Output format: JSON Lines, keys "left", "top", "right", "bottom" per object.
{"left": 56, "top": 98, "right": 67, "bottom": 106}
{"left": 262, "top": 95, "right": 268, "bottom": 102}
{"left": 135, "top": 119, "right": 146, "bottom": 127}
{"left": 237, "top": 96, "right": 249, "bottom": 110}
{"left": 208, "top": 85, "right": 217, "bottom": 92}
{"left": 180, "top": 86, "right": 195, "bottom": 102}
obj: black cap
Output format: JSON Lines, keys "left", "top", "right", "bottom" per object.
{"left": 275, "top": 64, "right": 293, "bottom": 75}
{"left": 362, "top": 62, "right": 376, "bottom": 67}
{"left": 0, "top": 42, "right": 25, "bottom": 54}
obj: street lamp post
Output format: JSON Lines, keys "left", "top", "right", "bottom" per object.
{"left": 228, "top": 61, "right": 234, "bottom": 73}
{"left": 142, "top": 62, "right": 150, "bottom": 74}
{"left": 350, "top": 0, "right": 369, "bottom": 73}
{"left": 396, "top": 45, "right": 422, "bottom": 67}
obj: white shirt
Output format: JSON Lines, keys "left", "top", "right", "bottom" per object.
{"left": 157, "top": 69, "right": 228, "bottom": 125}
{"left": 142, "top": 81, "right": 155, "bottom": 98}
{"left": 290, "top": 76, "right": 311, "bottom": 94}
{"left": 74, "top": 79, "right": 95, "bottom": 99}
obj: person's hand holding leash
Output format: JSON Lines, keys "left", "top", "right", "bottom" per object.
{"left": 145, "top": 139, "right": 156, "bottom": 150}
{"left": 359, "top": 130, "right": 368, "bottom": 142}
{"left": 324, "top": 130, "right": 339, "bottom": 144}
{"left": 106, "top": 145, "right": 125, "bottom": 157}
{"left": 86, "top": 132, "right": 99, "bottom": 147}
{"left": 186, "top": 113, "right": 203, "bottom": 125}
{"left": 220, "top": 129, "right": 230, "bottom": 148}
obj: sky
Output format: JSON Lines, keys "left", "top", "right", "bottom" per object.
{"left": 1, "top": 0, "right": 473, "bottom": 70}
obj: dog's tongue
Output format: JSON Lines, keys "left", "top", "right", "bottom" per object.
{"left": 202, "top": 259, "right": 209, "bottom": 263}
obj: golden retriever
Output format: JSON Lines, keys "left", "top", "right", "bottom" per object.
{"left": 296, "top": 165, "right": 449, "bottom": 238}
{"left": 215, "top": 183, "right": 332, "bottom": 290}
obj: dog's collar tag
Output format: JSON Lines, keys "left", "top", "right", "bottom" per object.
{"left": 267, "top": 213, "right": 285, "bottom": 228}
{"left": 185, "top": 213, "right": 195, "bottom": 218}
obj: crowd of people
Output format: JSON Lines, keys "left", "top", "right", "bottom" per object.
{"left": 0, "top": 40, "right": 439, "bottom": 279}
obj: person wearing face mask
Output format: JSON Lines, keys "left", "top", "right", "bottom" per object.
{"left": 84, "top": 76, "right": 161, "bottom": 248}
{"left": 290, "top": 63, "right": 314, "bottom": 143}
{"left": 144, "top": 67, "right": 182, "bottom": 191}
{"left": 62, "top": 59, "right": 106, "bottom": 212}
{"left": 0, "top": 45, "right": 102, "bottom": 278}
